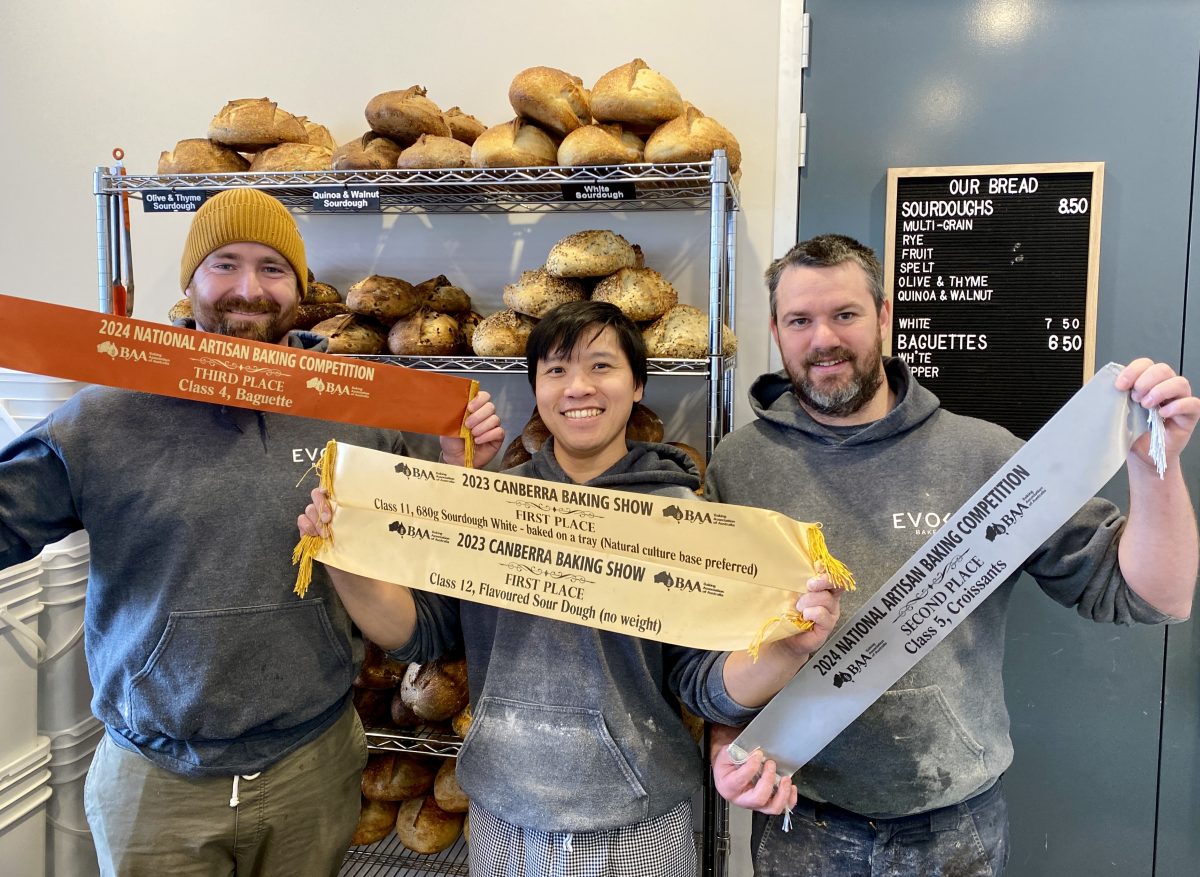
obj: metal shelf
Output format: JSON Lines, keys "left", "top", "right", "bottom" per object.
{"left": 342, "top": 834, "right": 468, "bottom": 877}
{"left": 364, "top": 726, "right": 462, "bottom": 759}
{"left": 96, "top": 161, "right": 740, "bottom": 215}
{"left": 347, "top": 354, "right": 735, "bottom": 376}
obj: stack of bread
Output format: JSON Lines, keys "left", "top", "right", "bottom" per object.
{"left": 351, "top": 642, "right": 472, "bottom": 851}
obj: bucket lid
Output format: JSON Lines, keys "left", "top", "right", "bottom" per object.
{"left": 40, "top": 530, "right": 89, "bottom": 564}
{"left": 0, "top": 737, "right": 50, "bottom": 788}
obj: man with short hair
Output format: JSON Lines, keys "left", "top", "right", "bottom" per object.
{"left": 709, "top": 233, "right": 1198, "bottom": 876}
{"left": 299, "top": 299, "right": 842, "bottom": 876}
{"left": 0, "top": 187, "right": 502, "bottom": 876}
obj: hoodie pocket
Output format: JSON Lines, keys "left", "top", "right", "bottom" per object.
{"left": 125, "top": 599, "right": 352, "bottom": 741}
{"left": 457, "top": 696, "right": 648, "bottom": 832}
{"left": 800, "top": 685, "right": 991, "bottom": 816}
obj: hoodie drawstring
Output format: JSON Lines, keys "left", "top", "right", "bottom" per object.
{"left": 229, "top": 772, "right": 261, "bottom": 808}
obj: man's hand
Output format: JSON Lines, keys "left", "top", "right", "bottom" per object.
{"left": 764, "top": 572, "right": 843, "bottom": 662}
{"left": 440, "top": 391, "right": 505, "bottom": 468}
{"left": 1115, "top": 359, "right": 1199, "bottom": 467}
{"left": 710, "top": 723, "right": 797, "bottom": 814}
{"left": 298, "top": 487, "right": 333, "bottom": 539}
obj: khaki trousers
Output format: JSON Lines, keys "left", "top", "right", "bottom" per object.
{"left": 83, "top": 704, "right": 367, "bottom": 877}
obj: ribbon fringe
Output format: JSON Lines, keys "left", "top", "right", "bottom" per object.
{"left": 806, "top": 524, "right": 857, "bottom": 592}
{"left": 460, "top": 380, "right": 480, "bottom": 470}
{"left": 291, "top": 440, "right": 339, "bottom": 598}
{"left": 1147, "top": 407, "right": 1167, "bottom": 479}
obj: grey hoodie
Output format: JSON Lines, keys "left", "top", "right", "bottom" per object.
{"left": 394, "top": 440, "right": 757, "bottom": 832}
{"left": 706, "top": 358, "right": 1171, "bottom": 818}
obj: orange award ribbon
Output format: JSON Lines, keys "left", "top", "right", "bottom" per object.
{"left": 0, "top": 294, "right": 475, "bottom": 438}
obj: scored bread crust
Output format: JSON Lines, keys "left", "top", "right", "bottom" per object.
{"left": 248, "top": 142, "right": 332, "bottom": 172}
{"left": 366, "top": 86, "right": 452, "bottom": 146}
{"left": 158, "top": 139, "right": 250, "bottom": 174}
{"left": 332, "top": 132, "right": 403, "bottom": 171}
{"left": 208, "top": 98, "right": 308, "bottom": 151}
{"left": 508, "top": 66, "right": 591, "bottom": 136}
{"left": 644, "top": 106, "right": 742, "bottom": 172}
{"left": 471, "top": 118, "right": 558, "bottom": 168}
{"left": 591, "top": 59, "right": 685, "bottom": 127}
{"left": 557, "top": 124, "right": 644, "bottom": 167}
{"left": 396, "top": 134, "right": 473, "bottom": 169}
{"left": 443, "top": 107, "right": 487, "bottom": 144}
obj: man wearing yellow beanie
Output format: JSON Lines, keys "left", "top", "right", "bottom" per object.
{"left": 0, "top": 187, "right": 504, "bottom": 876}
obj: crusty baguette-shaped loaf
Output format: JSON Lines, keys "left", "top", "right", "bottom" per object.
{"left": 395, "top": 796, "right": 465, "bottom": 854}
{"left": 642, "top": 303, "right": 737, "bottom": 358}
{"left": 346, "top": 275, "right": 424, "bottom": 326}
{"left": 366, "top": 86, "right": 451, "bottom": 146}
{"left": 433, "top": 759, "right": 469, "bottom": 814}
{"left": 545, "top": 230, "right": 639, "bottom": 278}
{"left": 644, "top": 106, "right": 742, "bottom": 173}
{"left": 591, "top": 59, "right": 685, "bottom": 127}
{"left": 443, "top": 107, "right": 487, "bottom": 145}
{"left": 387, "top": 309, "right": 463, "bottom": 356}
{"left": 502, "top": 268, "right": 586, "bottom": 318}
{"left": 400, "top": 657, "right": 469, "bottom": 721}
{"left": 557, "top": 123, "right": 644, "bottom": 167}
{"left": 293, "top": 302, "right": 350, "bottom": 330}
{"left": 351, "top": 797, "right": 399, "bottom": 846}
{"left": 309, "top": 314, "right": 386, "bottom": 354}
{"left": 248, "top": 142, "right": 332, "bottom": 172}
{"left": 471, "top": 118, "right": 558, "bottom": 168}
{"left": 208, "top": 98, "right": 308, "bottom": 151}
{"left": 332, "top": 132, "right": 403, "bottom": 171}
{"left": 395, "top": 134, "right": 473, "bottom": 169}
{"left": 508, "top": 66, "right": 591, "bottom": 136}
{"left": 361, "top": 753, "right": 437, "bottom": 802}
{"left": 158, "top": 139, "right": 250, "bottom": 175}
{"left": 301, "top": 119, "right": 336, "bottom": 151}
{"left": 471, "top": 308, "right": 538, "bottom": 356}
{"left": 591, "top": 267, "right": 678, "bottom": 322}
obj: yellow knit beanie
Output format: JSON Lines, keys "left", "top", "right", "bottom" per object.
{"left": 179, "top": 189, "right": 307, "bottom": 295}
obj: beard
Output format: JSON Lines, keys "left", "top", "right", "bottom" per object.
{"left": 785, "top": 335, "right": 885, "bottom": 418}
{"left": 196, "top": 297, "right": 296, "bottom": 344}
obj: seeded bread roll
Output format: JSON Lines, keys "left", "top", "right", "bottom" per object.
{"left": 395, "top": 795, "right": 464, "bottom": 854}
{"left": 471, "top": 118, "right": 558, "bottom": 168}
{"left": 387, "top": 309, "right": 463, "bottom": 356}
{"left": 502, "top": 268, "right": 586, "bottom": 318}
{"left": 304, "top": 281, "right": 341, "bottom": 304}
{"left": 208, "top": 98, "right": 308, "bottom": 151}
{"left": 545, "top": 230, "right": 639, "bottom": 278}
{"left": 591, "top": 267, "right": 678, "bottom": 322}
{"left": 248, "top": 142, "right": 333, "bottom": 172}
{"left": 645, "top": 106, "right": 742, "bottom": 173}
{"left": 346, "top": 275, "right": 424, "bottom": 326}
{"left": 309, "top": 314, "right": 386, "bottom": 354}
{"left": 508, "top": 66, "right": 591, "bottom": 136}
{"left": 557, "top": 123, "right": 644, "bottom": 167}
{"left": 396, "top": 134, "right": 473, "bottom": 169}
{"left": 433, "top": 759, "right": 469, "bottom": 813}
{"left": 458, "top": 310, "right": 483, "bottom": 353}
{"left": 168, "top": 298, "right": 193, "bottom": 325}
{"left": 332, "top": 132, "right": 403, "bottom": 171}
{"left": 351, "top": 797, "right": 399, "bottom": 846}
{"left": 293, "top": 302, "right": 350, "bottom": 330}
{"left": 366, "top": 86, "right": 452, "bottom": 146}
{"left": 400, "top": 657, "right": 469, "bottom": 722}
{"left": 158, "top": 139, "right": 250, "bottom": 175}
{"left": 414, "top": 276, "right": 472, "bottom": 315}
{"left": 591, "top": 59, "right": 685, "bottom": 128}
{"left": 361, "top": 753, "right": 437, "bottom": 802}
{"left": 444, "top": 107, "right": 487, "bottom": 144}
{"left": 470, "top": 309, "right": 538, "bottom": 356}
{"left": 642, "top": 303, "right": 737, "bottom": 358}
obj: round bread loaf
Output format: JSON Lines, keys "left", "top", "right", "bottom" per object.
{"left": 545, "top": 230, "right": 638, "bottom": 278}
{"left": 666, "top": 442, "right": 706, "bottom": 493}
{"left": 390, "top": 689, "right": 423, "bottom": 727}
{"left": 304, "top": 281, "right": 341, "bottom": 304}
{"left": 293, "top": 302, "right": 350, "bottom": 330}
{"left": 208, "top": 98, "right": 308, "bottom": 151}
{"left": 450, "top": 704, "right": 473, "bottom": 738}
{"left": 301, "top": 119, "right": 336, "bottom": 151}
{"left": 591, "top": 267, "right": 678, "bottom": 322}
{"left": 500, "top": 436, "right": 532, "bottom": 469}
{"left": 642, "top": 303, "right": 737, "bottom": 358}
{"left": 433, "top": 759, "right": 469, "bottom": 814}
{"left": 366, "top": 86, "right": 451, "bottom": 146}
{"left": 471, "top": 119, "right": 558, "bottom": 168}
{"left": 351, "top": 797, "right": 399, "bottom": 846}
{"left": 396, "top": 134, "right": 473, "bottom": 169}
{"left": 354, "top": 640, "right": 407, "bottom": 689}
{"left": 347, "top": 275, "right": 424, "bottom": 326}
{"left": 400, "top": 657, "right": 469, "bottom": 721}
{"left": 508, "top": 66, "right": 591, "bottom": 136}
{"left": 352, "top": 685, "right": 394, "bottom": 728}
{"left": 520, "top": 409, "right": 551, "bottom": 454}
{"left": 443, "top": 107, "right": 487, "bottom": 144}
{"left": 248, "top": 142, "right": 332, "bottom": 172}
{"left": 167, "top": 298, "right": 193, "bottom": 325}
{"left": 387, "top": 309, "right": 463, "bottom": 356}
{"left": 332, "top": 132, "right": 403, "bottom": 171}
{"left": 627, "top": 403, "right": 664, "bottom": 443}
{"left": 361, "top": 753, "right": 437, "bottom": 802}
{"left": 309, "top": 314, "right": 385, "bottom": 354}
{"left": 644, "top": 106, "right": 742, "bottom": 173}
{"left": 591, "top": 59, "right": 685, "bottom": 128}
{"left": 557, "top": 123, "right": 644, "bottom": 167}
{"left": 158, "top": 139, "right": 250, "bottom": 175}
{"left": 502, "top": 268, "right": 586, "bottom": 317}
{"left": 470, "top": 308, "right": 538, "bottom": 356}
{"left": 414, "top": 276, "right": 472, "bottom": 315}
{"left": 395, "top": 795, "right": 464, "bottom": 854}
{"left": 458, "top": 310, "right": 483, "bottom": 353}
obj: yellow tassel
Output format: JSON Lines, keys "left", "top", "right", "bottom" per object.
{"left": 746, "top": 611, "right": 814, "bottom": 662}
{"left": 460, "top": 380, "right": 480, "bottom": 470}
{"left": 807, "top": 524, "right": 856, "bottom": 591}
{"left": 291, "top": 440, "right": 339, "bottom": 598}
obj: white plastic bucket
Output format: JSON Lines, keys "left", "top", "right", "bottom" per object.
{"left": 0, "top": 560, "right": 45, "bottom": 769}
{"left": 46, "top": 718, "right": 102, "bottom": 877}
{"left": 1, "top": 398, "right": 64, "bottom": 418}
{"left": 0, "top": 369, "right": 85, "bottom": 402}
{"left": 0, "top": 736, "right": 52, "bottom": 877}
{"left": 38, "top": 569, "right": 91, "bottom": 735}
{"left": 40, "top": 532, "right": 89, "bottom": 570}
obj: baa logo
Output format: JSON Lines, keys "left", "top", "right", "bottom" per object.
{"left": 394, "top": 461, "right": 412, "bottom": 476}
{"left": 660, "top": 504, "right": 718, "bottom": 525}
{"left": 985, "top": 522, "right": 1007, "bottom": 541}
{"left": 832, "top": 671, "right": 855, "bottom": 688}
{"left": 96, "top": 341, "right": 118, "bottom": 358}
{"left": 654, "top": 570, "right": 675, "bottom": 587}
{"left": 306, "top": 376, "right": 327, "bottom": 393}
{"left": 388, "top": 520, "right": 432, "bottom": 540}
{"left": 654, "top": 570, "right": 705, "bottom": 593}
{"left": 662, "top": 505, "right": 684, "bottom": 521}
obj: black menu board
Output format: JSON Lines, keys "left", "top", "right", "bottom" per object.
{"left": 884, "top": 162, "right": 1103, "bottom": 439}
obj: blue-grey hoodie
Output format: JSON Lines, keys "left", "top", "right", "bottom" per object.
{"left": 393, "top": 439, "right": 757, "bottom": 832}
